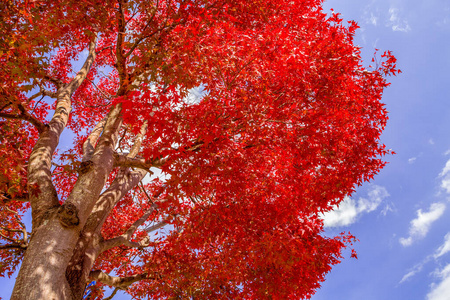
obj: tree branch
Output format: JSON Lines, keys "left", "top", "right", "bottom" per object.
{"left": 103, "top": 287, "right": 120, "bottom": 300}
{"left": 128, "top": 121, "right": 148, "bottom": 157}
{"left": 35, "top": 78, "right": 58, "bottom": 98}
{"left": 1, "top": 194, "right": 28, "bottom": 203}
{"left": 0, "top": 229, "right": 28, "bottom": 249}
{"left": 115, "top": 0, "right": 129, "bottom": 94}
{"left": 86, "top": 78, "right": 113, "bottom": 100}
{"left": 113, "top": 154, "right": 165, "bottom": 171}
{"left": 0, "top": 243, "right": 27, "bottom": 250}
{"left": 143, "top": 219, "right": 167, "bottom": 233}
{"left": 17, "top": 103, "right": 47, "bottom": 133}
{"left": 0, "top": 208, "right": 29, "bottom": 248}
{"left": 43, "top": 75, "right": 64, "bottom": 90}
{"left": 27, "top": 35, "right": 97, "bottom": 229}
{"left": 82, "top": 116, "right": 108, "bottom": 162}
{"left": 89, "top": 270, "right": 152, "bottom": 288}
{"left": 65, "top": 168, "right": 148, "bottom": 295}
{"left": 124, "top": 27, "right": 165, "bottom": 59}
{"left": 0, "top": 231, "right": 18, "bottom": 243}
{"left": 100, "top": 204, "right": 157, "bottom": 252}
{"left": 0, "top": 103, "right": 47, "bottom": 133}
{"left": 99, "top": 182, "right": 169, "bottom": 252}
{"left": 67, "top": 37, "right": 98, "bottom": 96}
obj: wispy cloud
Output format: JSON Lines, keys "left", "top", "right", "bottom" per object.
{"left": 399, "top": 203, "right": 446, "bottom": 247}
{"left": 436, "top": 6, "right": 450, "bottom": 29}
{"left": 427, "top": 264, "right": 450, "bottom": 300}
{"left": 387, "top": 7, "right": 411, "bottom": 32}
{"left": 400, "top": 233, "right": 450, "bottom": 283}
{"left": 408, "top": 157, "right": 417, "bottom": 164}
{"left": 435, "top": 233, "right": 450, "bottom": 258}
{"left": 426, "top": 235, "right": 450, "bottom": 298}
{"left": 400, "top": 259, "right": 430, "bottom": 284}
{"left": 322, "top": 185, "right": 389, "bottom": 227}
{"left": 360, "top": 1, "right": 380, "bottom": 27}
{"left": 408, "top": 153, "right": 422, "bottom": 164}
{"left": 369, "top": 13, "right": 378, "bottom": 26}
{"left": 380, "top": 202, "right": 395, "bottom": 216}
{"left": 439, "top": 159, "right": 450, "bottom": 194}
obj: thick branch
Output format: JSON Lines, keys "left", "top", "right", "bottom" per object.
{"left": 80, "top": 167, "right": 147, "bottom": 238}
{"left": 116, "top": 0, "right": 129, "bottom": 92}
{"left": 67, "top": 118, "right": 150, "bottom": 288}
{"left": 128, "top": 121, "right": 147, "bottom": 157}
{"left": 66, "top": 102, "right": 123, "bottom": 228}
{"left": 82, "top": 116, "right": 108, "bottom": 162}
{"left": 98, "top": 181, "right": 169, "bottom": 252}
{"left": 113, "top": 154, "right": 165, "bottom": 171}
{"left": 65, "top": 168, "right": 147, "bottom": 298}
{"left": 89, "top": 270, "right": 151, "bottom": 288}
{"left": 27, "top": 36, "right": 97, "bottom": 229}
{"left": 67, "top": 37, "right": 98, "bottom": 96}
{"left": 68, "top": 121, "right": 152, "bottom": 290}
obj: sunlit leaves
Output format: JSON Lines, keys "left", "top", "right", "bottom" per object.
{"left": 1, "top": 0, "right": 398, "bottom": 298}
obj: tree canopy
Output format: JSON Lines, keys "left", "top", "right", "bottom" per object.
{"left": 0, "top": 0, "right": 399, "bottom": 299}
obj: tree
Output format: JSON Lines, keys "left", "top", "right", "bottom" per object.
{"left": 0, "top": 0, "right": 399, "bottom": 299}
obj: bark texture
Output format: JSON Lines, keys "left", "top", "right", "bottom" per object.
{"left": 11, "top": 39, "right": 102, "bottom": 300}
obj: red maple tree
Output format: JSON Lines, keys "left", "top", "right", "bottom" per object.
{"left": 0, "top": 0, "right": 399, "bottom": 299}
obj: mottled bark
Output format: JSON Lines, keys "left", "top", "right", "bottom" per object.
{"left": 65, "top": 168, "right": 147, "bottom": 300}
{"left": 11, "top": 8, "right": 162, "bottom": 298}
{"left": 66, "top": 123, "right": 150, "bottom": 299}
{"left": 11, "top": 38, "right": 98, "bottom": 300}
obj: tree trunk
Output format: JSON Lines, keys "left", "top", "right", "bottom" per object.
{"left": 11, "top": 38, "right": 99, "bottom": 300}
{"left": 11, "top": 217, "right": 80, "bottom": 300}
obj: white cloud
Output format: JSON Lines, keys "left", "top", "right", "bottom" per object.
{"left": 427, "top": 264, "right": 450, "bottom": 300}
{"left": 381, "top": 203, "right": 395, "bottom": 216}
{"left": 408, "top": 157, "right": 417, "bottom": 164}
{"left": 361, "top": 2, "right": 379, "bottom": 27}
{"left": 408, "top": 153, "right": 422, "bottom": 164}
{"left": 399, "top": 203, "right": 446, "bottom": 247}
{"left": 387, "top": 7, "right": 411, "bottom": 32}
{"left": 436, "top": 6, "right": 450, "bottom": 29}
{"left": 435, "top": 233, "right": 450, "bottom": 258}
{"left": 439, "top": 159, "right": 450, "bottom": 194}
{"left": 322, "top": 197, "right": 358, "bottom": 227}
{"left": 429, "top": 138, "right": 435, "bottom": 145}
{"left": 322, "top": 185, "right": 389, "bottom": 227}
{"left": 400, "top": 260, "right": 428, "bottom": 284}
{"left": 400, "top": 233, "right": 450, "bottom": 283}
{"left": 369, "top": 13, "right": 378, "bottom": 26}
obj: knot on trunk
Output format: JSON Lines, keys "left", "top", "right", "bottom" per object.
{"left": 57, "top": 203, "right": 80, "bottom": 228}
{"left": 78, "top": 160, "right": 94, "bottom": 174}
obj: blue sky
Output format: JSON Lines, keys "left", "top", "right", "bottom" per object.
{"left": 315, "top": 0, "right": 450, "bottom": 299}
{"left": 2, "top": 0, "right": 450, "bottom": 299}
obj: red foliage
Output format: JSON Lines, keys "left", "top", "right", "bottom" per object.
{"left": 0, "top": 0, "right": 398, "bottom": 299}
